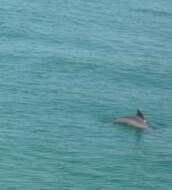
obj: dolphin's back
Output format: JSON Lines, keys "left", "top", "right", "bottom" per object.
{"left": 113, "top": 115, "right": 149, "bottom": 129}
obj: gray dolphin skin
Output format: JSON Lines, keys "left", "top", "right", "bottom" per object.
{"left": 113, "top": 110, "right": 149, "bottom": 129}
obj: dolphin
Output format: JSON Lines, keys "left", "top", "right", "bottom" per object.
{"left": 113, "top": 109, "right": 149, "bottom": 129}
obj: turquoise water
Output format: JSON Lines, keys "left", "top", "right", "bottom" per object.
{"left": 0, "top": 0, "right": 172, "bottom": 189}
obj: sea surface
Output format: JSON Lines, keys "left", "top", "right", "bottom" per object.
{"left": 0, "top": 0, "right": 172, "bottom": 189}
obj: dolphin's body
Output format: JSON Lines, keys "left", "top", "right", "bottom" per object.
{"left": 113, "top": 110, "right": 149, "bottom": 129}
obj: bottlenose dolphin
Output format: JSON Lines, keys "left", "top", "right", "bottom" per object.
{"left": 113, "top": 110, "right": 149, "bottom": 129}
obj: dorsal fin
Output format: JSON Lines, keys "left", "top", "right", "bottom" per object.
{"left": 136, "top": 109, "right": 144, "bottom": 119}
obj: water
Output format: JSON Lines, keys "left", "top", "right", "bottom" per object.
{"left": 0, "top": 0, "right": 172, "bottom": 189}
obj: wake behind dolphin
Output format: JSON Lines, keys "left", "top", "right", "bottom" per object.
{"left": 113, "top": 109, "right": 149, "bottom": 129}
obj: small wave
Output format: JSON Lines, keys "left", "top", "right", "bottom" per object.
{"left": 131, "top": 8, "right": 172, "bottom": 18}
